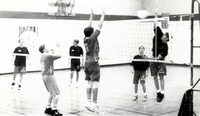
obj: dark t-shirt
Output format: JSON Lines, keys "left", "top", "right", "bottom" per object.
{"left": 152, "top": 26, "right": 168, "bottom": 59}
{"left": 131, "top": 55, "right": 149, "bottom": 71}
{"left": 13, "top": 46, "right": 29, "bottom": 66}
{"left": 69, "top": 46, "right": 83, "bottom": 61}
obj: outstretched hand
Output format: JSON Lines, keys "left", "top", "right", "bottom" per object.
{"left": 91, "top": 8, "right": 94, "bottom": 14}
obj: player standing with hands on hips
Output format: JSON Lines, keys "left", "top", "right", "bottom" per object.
{"left": 83, "top": 8, "right": 105, "bottom": 114}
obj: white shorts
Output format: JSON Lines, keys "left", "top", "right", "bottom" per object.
{"left": 43, "top": 75, "right": 60, "bottom": 97}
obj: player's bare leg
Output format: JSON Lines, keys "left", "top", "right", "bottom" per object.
{"left": 92, "top": 82, "right": 99, "bottom": 114}
{"left": 141, "top": 83, "right": 147, "bottom": 101}
{"left": 159, "top": 76, "right": 165, "bottom": 102}
{"left": 11, "top": 73, "right": 17, "bottom": 88}
{"left": 133, "top": 84, "right": 138, "bottom": 101}
{"left": 51, "top": 95, "right": 62, "bottom": 116}
{"left": 69, "top": 71, "right": 74, "bottom": 86}
{"left": 154, "top": 76, "right": 161, "bottom": 102}
{"left": 18, "top": 73, "right": 23, "bottom": 90}
{"left": 76, "top": 71, "right": 79, "bottom": 88}
{"left": 85, "top": 81, "right": 93, "bottom": 112}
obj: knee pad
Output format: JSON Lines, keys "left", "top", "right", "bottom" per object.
{"left": 87, "top": 81, "right": 92, "bottom": 88}
{"left": 92, "top": 81, "right": 99, "bottom": 88}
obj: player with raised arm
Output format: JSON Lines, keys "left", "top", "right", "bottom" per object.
{"left": 83, "top": 8, "right": 105, "bottom": 114}
{"left": 151, "top": 22, "right": 169, "bottom": 102}
{"left": 39, "top": 43, "right": 63, "bottom": 116}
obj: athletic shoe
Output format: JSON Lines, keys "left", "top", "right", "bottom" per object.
{"left": 132, "top": 95, "right": 138, "bottom": 101}
{"left": 156, "top": 92, "right": 161, "bottom": 102}
{"left": 90, "top": 102, "right": 99, "bottom": 114}
{"left": 69, "top": 81, "right": 72, "bottom": 87}
{"left": 92, "top": 103, "right": 99, "bottom": 114}
{"left": 51, "top": 109, "right": 63, "bottom": 116}
{"left": 18, "top": 85, "right": 21, "bottom": 90}
{"left": 159, "top": 94, "right": 164, "bottom": 102}
{"left": 44, "top": 108, "right": 52, "bottom": 115}
{"left": 85, "top": 102, "right": 94, "bottom": 112}
{"left": 143, "top": 95, "right": 148, "bottom": 102}
{"left": 76, "top": 82, "right": 79, "bottom": 88}
{"left": 11, "top": 82, "right": 15, "bottom": 89}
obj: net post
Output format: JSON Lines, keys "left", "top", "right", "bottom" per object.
{"left": 191, "top": 0, "right": 195, "bottom": 87}
{"left": 190, "top": 0, "right": 195, "bottom": 116}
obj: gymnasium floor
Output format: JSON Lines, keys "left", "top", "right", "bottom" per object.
{"left": 0, "top": 65, "right": 200, "bottom": 116}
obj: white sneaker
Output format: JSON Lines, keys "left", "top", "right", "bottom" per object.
{"left": 85, "top": 102, "right": 93, "bottom": 112}
{"left": 76, "top": 82, "right": 79, "bottom": 88}
{"left": 143, "top": 95, "right": 147, "bottom": 102}
{"left": 11, "top": 82, "right": 15, "bottom": 89}
{"left": 18, "top": 85, "right": 21, "bottom": 90}
{"left": 69, "top": 81, "right": 72, "bottom": 87}
{"left": 132, "top": 95, "right": 138, "bottom": 101}
{"left": 85, "top": 102, "right": 99, "bottom": 114}
{"left": 90, "top": 103, "right": 99, "bottom": 114}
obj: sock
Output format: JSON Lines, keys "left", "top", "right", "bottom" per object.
{"left": 52, "top": 106, "right": 57, "bottom": 110}
{"left": 93, "top": 101, "right": 97, "bottom": 104}
{"left": 144, "top": 93, "right": 147, "bottom": 96}
{"left": 88, "top": 99, "right": 92, "bottom": 102}
{"left": 156, "top": 90, "right": 160, "bottom": 93}
{"left": 135, "top": 93, "right": 138, "bottom": 96}
{"left": 46, "top": 105, "right": 51, "bottom": 109}
{"left": 161, "top": 91, "right": 164, "bottom": 94}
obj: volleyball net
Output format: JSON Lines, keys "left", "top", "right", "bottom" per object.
{"left": 99, "top": 17, "right": 175, "bottom": 65}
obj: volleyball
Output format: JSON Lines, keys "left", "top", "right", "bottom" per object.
{"left": 137, "top": 10, "right": 149, "bottom": 19}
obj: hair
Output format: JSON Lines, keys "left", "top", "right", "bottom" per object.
{"left": 84, "top": 27, "right": 94, "bottom": 37}
{"left": 18, "top": 39, "right": 23, "bottom": 43}
{"left": 74, "top": 39, "right": 79, "bottom": 44}
{"left": 165, "top": 32, "right": 169, "bottom": 42}
{"left": 39, "top": 44, "right": 45, "bottom": 53}
{"left": 139, "top": 46, "right": 145, "bottom": 50}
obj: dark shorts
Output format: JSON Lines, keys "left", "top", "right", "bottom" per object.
{"left": 133, "top": 70, "right": 146, "bottom": 84}
{"left": 150, "top": 62, "right": 167, "bottom": 76}
{"left": 71, "top": 59, "right": 81, "bottom": 71}
{"left": 14, "top": 66, "right": 26, "bottom": 74}
{"left": 84, "top": 62, "right": 100, "bottom": 82}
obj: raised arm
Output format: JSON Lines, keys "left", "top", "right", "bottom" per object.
{"left": 53, "top": 43, "right": 62, "bottom": 59}
{"left": 153, "top": 21, "right": 156, "bottom": 29}
{"left": 97, "top": 8, "right": 105, "bottom": 30}
{"left": 88, "top": 8, "right": 94, "bottom": 27}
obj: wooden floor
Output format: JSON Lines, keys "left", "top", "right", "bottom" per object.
{"left": 0, "top": 65, "right": 200, "bottom": 116}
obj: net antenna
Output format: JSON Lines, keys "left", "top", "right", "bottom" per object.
{"left": 154, "top": 0, "right": 159, "bottom": 60}
{"left": 48, "top": 0, "right": 76, "bottom": 17}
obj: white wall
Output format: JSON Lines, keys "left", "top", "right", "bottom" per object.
{"left": 0, "top": 0, "right": 200, "bottom": 74}
{"left": 0, "top": 18, "right": 199, "bottom": 74}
